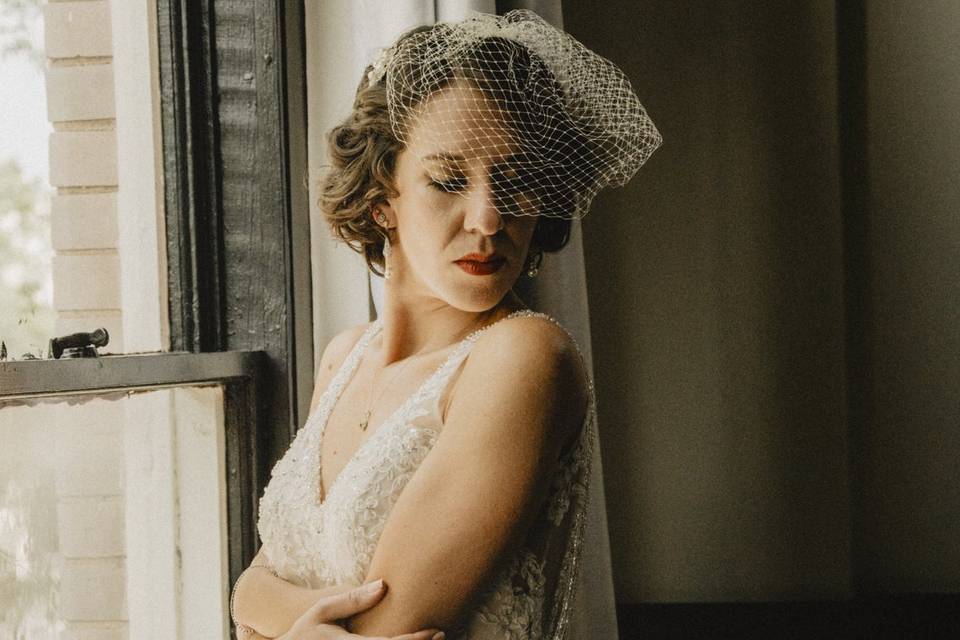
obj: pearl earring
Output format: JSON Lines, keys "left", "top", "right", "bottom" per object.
{"left": 526, "top": 249, "right": 542, "bottom": 278}
{"left": 383, "top": 234, "right": 394, "bottom": 279}
{"left": 371, "top": 208, "right": 394, "bottom": 279}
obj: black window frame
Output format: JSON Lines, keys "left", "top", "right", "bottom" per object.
{"left": 156, "top": 0, "right": 314, "bottom": 611}
{"left": 156, "top": 0, "right": 313, "bottom": 466}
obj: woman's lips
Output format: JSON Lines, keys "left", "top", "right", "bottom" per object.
{"left": 455, "top": 258, "right": 506, "bottom": 275}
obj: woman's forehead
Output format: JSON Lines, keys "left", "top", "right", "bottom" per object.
{"left": 405, "top": 84, "right": 522, "bottom": 163}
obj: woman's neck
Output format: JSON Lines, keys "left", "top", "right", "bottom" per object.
{"left": 373, "top": 289, "right": 527, "bottom": 366}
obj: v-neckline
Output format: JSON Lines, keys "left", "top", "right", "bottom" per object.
{"left": 315, "top": 308, "right": 533, "bottom": 507}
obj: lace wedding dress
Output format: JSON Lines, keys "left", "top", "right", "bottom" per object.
{"left": 257, "top": 309, "right": 595, "bottom": 639}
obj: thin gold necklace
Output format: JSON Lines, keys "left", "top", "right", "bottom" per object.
{"left": 359, "top": 315, "right": 503, "bottom": 430}
{"left": 359, "top": 347, "right": 418, "bottom": 431}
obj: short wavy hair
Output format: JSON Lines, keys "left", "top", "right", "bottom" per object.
{"left": 318, "top": 25, "right": 577, "bottom": 278}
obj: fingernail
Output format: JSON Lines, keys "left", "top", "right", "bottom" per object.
{"left": 363, "top": 578, "right": 384, "bottom": 593}
{"left": 432, "top": 632, "right": 445, "bottom": 640}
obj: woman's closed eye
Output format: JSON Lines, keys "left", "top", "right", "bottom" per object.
{"left": 427, "top": 174, "right": 468, "bottom": 193}
{"left": 494, "top": 167, "right": 533, "bottom": 195}
{"left": 427, "top": 170, "right": 532, "bottom": 195}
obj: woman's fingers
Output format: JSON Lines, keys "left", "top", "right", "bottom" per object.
{"left": 289, "top": 581, "right": 444, "bottom": 640}
{"left": 346, "top": 630, "right": 442, "bottom": 640}
{"left": 305, "top": 579, "right": 388, "bottom": 623}
{"left": 390, "top": 630, "right": 445, "bottom": 640}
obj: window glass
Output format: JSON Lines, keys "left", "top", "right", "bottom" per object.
{"left": 0, "top": 0, "right": 53, "bottom": 360}
{"left": 0, "top": 386, "right": 230, "bottom": 636}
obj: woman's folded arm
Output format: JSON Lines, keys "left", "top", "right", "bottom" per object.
{"left": 345, "top": 317, "right": 589, "bottom": 636}
{"left": 232, "top": 549, "right": 354, "bottom": 638}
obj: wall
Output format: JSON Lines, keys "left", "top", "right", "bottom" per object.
{"left": 566, "top": 0, "right": 960, "bottom": 606}
{"left": 565, "top": 1, "right": 852, "bottom": 603}
{"left": 854, "top": 1, "right": 960, "bottom": 593}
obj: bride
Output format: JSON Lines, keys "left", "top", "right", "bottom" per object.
{"left": 230, "top": 10, "right": 660, "bottom": 639}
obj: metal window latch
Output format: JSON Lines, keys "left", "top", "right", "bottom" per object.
{"left": 49, "top": 328, "right": 110, "bottom": 359}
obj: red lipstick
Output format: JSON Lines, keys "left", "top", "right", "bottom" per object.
{"left": 454, "top": 252, "right": 506, "bottom": 276}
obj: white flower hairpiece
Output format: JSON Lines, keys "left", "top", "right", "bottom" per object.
{"left": 366, "top": 45, "right": 395, "bottom": 86}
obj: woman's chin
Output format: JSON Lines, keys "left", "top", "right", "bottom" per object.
{"left": 444, "top": 283, "right": 514, "bottom": 313}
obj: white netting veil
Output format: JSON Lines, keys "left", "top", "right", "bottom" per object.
{"left": 365, "top": 9, "right": 662, "bottom": 221}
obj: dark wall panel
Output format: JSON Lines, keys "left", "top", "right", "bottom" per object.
{"left": 563, "top": 0, "right": 851, "bottom": 603}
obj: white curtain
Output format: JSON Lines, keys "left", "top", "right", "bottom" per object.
{"left": 306, "top": 3, "right": 618, "bottom": 637}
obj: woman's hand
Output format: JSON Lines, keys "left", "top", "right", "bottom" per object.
{"left": 275, "top": 579, "right": 445, "bottom": 640}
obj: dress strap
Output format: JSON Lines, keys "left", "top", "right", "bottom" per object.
{"left": 404, "top": 324, "right": 490, "bottom": 427}
{"left": 309, "top": 321, "right": 381, "bottom": 428}
{"left": 409, "top": 308, "right": 576, "bottom": 426}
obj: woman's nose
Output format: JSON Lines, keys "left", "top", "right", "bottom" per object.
{"left": 463, "top": 180, "right": 504, "bottom": 235}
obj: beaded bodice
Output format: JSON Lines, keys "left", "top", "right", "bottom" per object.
{"left": 256, "top": 309, "right": 595, "bottom": 639}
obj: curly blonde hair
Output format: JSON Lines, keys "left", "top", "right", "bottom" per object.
{"left": 318, "top": 26, "right": 574, "bottom": 278}
{"left": 319, "top": 75, "right": 402, "bottom": 278}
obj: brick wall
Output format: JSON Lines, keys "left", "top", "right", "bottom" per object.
{"left": 53, "top": 400, "right": 128, "bottom": 639}
{"left": 43, "top": 2, "right": 127, "bottom": 636}
{"left": 45, "top": 0, "right": 124, "bottom": 351}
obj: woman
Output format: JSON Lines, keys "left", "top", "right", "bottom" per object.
{"left": 231, "top": 10, "right": 660, "bottom": 639}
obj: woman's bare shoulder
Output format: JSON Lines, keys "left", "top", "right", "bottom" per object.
{"left": 478, "top": 313, "right": 587, "bottom": 375}
{"left": 462, "top": 313, "right": 590, "bottom": 441}
{"left": 320, "top": 322, "right": 374, "bottom": 373}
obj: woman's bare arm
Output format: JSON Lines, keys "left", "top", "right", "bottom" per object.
{"left": 233, "top": 323, "right": 372, "bottom": 637}
{"left": 345, "top": 317, "right": 589, "bottom": 636}
{"left": 238, "top": 580, "right": 444, "bottom": 640}
{"left": 233, "top": 549, "right": 357, "bottom": 637}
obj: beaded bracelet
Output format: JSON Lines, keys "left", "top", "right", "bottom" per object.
{"left": 234, "top": 621, "right": 256, "bottom": 638}
{"left": 230, "top": 564, "right": 281, "bottom": 638}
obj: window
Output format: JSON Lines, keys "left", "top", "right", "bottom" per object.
{"left": 0, "top": 0, "right": 52, "bottom": 360}
{"left": 1, "top": 0, "right": 310, "bottom": 636}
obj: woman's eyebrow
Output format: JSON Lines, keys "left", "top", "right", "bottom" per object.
{"left": 422, "top": 152, "right": 465, "bottom": 163}
{"left": 491, "top": 152, "right": 534, "bottom": 173}
{"left": 421, "top": 151, "right": 531, "bottom": 176}
{"left": 422, "top": 149, "right": 527, "bottom": 164}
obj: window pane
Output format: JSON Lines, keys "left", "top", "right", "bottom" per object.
{"left": 0, "top": 386, "right": 230, "bottom": 638}
{"left": 2, "top": 2, "right": 168, "bottom": 360}
{"left": 0, "top": 1, "right": 53, "bottom": 360}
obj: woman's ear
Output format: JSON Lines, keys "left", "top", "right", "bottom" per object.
{"left": 375, "top": 200, "right": 398, "bottom": 228}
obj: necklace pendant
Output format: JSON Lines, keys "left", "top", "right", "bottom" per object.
{"left": 360, "top": 408, "right": 371, "bottom": 431}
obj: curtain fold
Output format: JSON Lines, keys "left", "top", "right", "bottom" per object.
{"left": 306, "top": 3, "right": 618, "bottom": 637}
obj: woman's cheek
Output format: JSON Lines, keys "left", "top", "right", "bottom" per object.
{"left": 423, "top": 191, "right": 458, "bottom": 214}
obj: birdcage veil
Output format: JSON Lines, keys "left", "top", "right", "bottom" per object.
{"left": 365, "top": 9, "right": 662, "bottom": 221}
